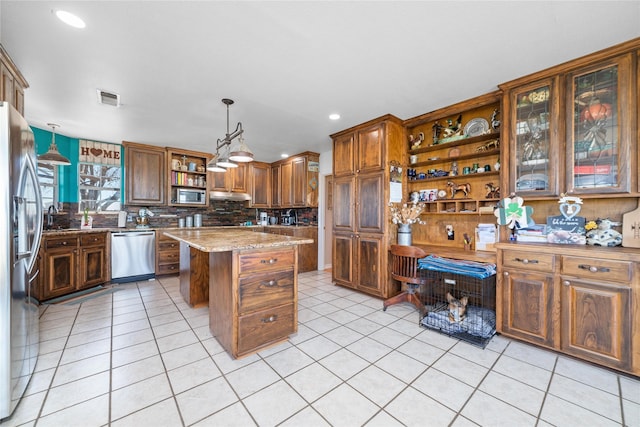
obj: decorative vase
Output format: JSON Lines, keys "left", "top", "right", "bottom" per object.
{"left": 397, "top": 223, "right": 412, "bottom": 246}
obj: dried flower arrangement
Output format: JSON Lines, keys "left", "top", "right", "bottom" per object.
{"left": 389, "top": 202, "right": 426, "bottom": 225}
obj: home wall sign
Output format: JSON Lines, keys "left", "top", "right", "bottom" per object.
{"left": 79, "top": 140, "right": 121, "bottom": 165}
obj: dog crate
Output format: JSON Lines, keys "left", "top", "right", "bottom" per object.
{"left": 419, "top": 269, "right": 496, "bottom": 348}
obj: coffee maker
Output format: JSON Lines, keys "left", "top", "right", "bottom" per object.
{"left": 281, "top": 209, "right": 295, "bottom": 225}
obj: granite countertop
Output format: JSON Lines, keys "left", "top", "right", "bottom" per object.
{"left": 40, "top": 224, "right": 318, "bottom": 237}
{"left": 162, "top": 229, "right": 314, "bottom": 252}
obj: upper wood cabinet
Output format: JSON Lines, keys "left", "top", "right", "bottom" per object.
{"left": 0, "top": 44, "right": 28, "bottom": 116}
{"left": 271, "top": 152, "right": 319, "bottom": 208}
{"left": 123, "top": 141, "right": 166, "bottom": 206}
{"left": 209, "top": 163, "right": 246, "bottom": 193}
{"left": 499, "top": 38, "right": 639, "bottom": 198}
{"left": 248, "top": 161, "right": 270, "bottom": 208}
{"left": 334, "top": 120, "right": 391, "bottom": 177}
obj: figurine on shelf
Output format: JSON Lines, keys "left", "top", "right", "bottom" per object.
{"left": 409, "top": 133, "right": 424, "bottom": 150}
{"left": 447, "top": 181, "right": 471, "bottom": 199}
{"left": 432, "top": 122, "right": 443, "bottom": 144}
{"left": 490, "top": 109, "right": 500, "bottom": 132}
{"left": 442, "top": 114, "right": 463, "bottom": 139}
{"left": 450, "top": 161, "right": 459, "bottom": 176}
{"left": 485, "top": 182, "right": 500, "bottom": 199}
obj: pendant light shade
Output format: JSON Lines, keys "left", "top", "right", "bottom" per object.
{"left": 206, "top": 157, "right": 227, "bottom": 173}
{"left": 229, "top": 136, "right": 254, "bottom": 162}
{"left": 38, "top": 123, "right": 71, "bottom": 166}
{"left": 213, "top": 98, "right": 254, "bottom": 169}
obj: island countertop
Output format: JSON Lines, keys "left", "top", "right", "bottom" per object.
{"left": 162, "top": 229, "right": 313, "bottom": 252}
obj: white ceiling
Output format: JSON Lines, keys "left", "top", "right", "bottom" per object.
{"left": 1, "top": 1, "right": 639, "bottom": 163}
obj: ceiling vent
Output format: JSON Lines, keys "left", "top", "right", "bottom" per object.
{"left": 96, "top": 89, "right": 120, "bottom": 107}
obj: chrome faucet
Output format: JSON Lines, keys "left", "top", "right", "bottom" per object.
{"left": 46, "top": 204, "right": 58, "bottom": 229}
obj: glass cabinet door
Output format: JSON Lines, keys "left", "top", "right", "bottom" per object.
{"left": 567, "top": 55, "right": 632, "bottom": 194}
{"left": 511, "top": 77, "right": 560, "bottom": 196}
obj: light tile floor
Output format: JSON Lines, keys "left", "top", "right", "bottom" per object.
{"left": 2, "top": 270, "right": 639, "bottom": 426}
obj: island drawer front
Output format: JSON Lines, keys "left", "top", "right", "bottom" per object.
{"left": 159, "top": 240, "right": 179, "bottom": 251}
{"left": 157, "top": 263, "right": 179, "bottom": 275}
{"left": 45, "top": 236, "right": 79, "bottom": 250}
{"left": 502, "top": 250, "right": 555, "bottom": 272}
{"left": 562, "top": 256, "right": 632, "bottom": 283}
{"left": 237, "top": 303, "right": 295, "bottom": 355}
{"left": 239, "top": 248, "right": 295, "bottom": 274}
{"left": 80, "top": 232, "right": 106, "bottom": 247}
{"left": 158, "top": 250, "right": 180, "bottom": 264}
{"left": 238, "top": 269, "right": 295, "bottom": 314}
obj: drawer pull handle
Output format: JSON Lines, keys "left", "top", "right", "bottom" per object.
{"left": 514, "top": 257, "right": 537, "bottom": 264}
{"left": 261, "top": 258, "right": 278, "bottom": 264}
{"left": 261, "top": 315, "right": 278, "bottom": 323}
{"left": 262, "top": 280, "right": 277, "bottom": 287}
{"left": 563, "top": 280, "right": 571, "bottom": 286}
{"left": 578, "top": 264, "right": 610, "bottom": 273}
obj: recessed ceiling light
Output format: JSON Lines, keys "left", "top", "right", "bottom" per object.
{"left": 281, "top": 153, "right": 289, "bottom": 158}
{"left": 55, "top": 10, "right": 86, "bottom": 29}
{"left": 329, "top": 113, "right": 341, "bottom": 120}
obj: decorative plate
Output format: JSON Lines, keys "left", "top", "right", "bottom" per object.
{"left": 438, "top": 189, "right": 447, "bottom": 199}
{"left": 464, "top": 118, "right": 489, "bottom": 137}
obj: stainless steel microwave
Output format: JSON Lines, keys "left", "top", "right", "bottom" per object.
{"left": 177, "top": 188, "right": 206, "bottom": 204}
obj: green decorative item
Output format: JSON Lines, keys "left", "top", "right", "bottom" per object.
{"left": 494, "top": 196, "right": 533, "bottom": 229}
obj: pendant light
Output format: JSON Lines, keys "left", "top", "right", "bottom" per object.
{"left": 38, "top": 123, "right": 71, "bottom": 166}
{"left": 212, "top": 98, "right": 254, "bottom": 169}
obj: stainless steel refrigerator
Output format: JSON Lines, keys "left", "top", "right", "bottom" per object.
{"left": 0, "top": 102, "right": 43, "bottom": 419}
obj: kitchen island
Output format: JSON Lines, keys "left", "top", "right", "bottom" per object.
{"left": 163, "top": 229, "right": 313, "bottom": 358}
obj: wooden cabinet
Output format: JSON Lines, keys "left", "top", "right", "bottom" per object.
{"left": 209, "top": 163, "right": 246, "bottom": 194}
{"left": 331, "top": 115, "right": 404, "bottom": 298}
{"left": 264, "top": 226, "right": 318, "bottom": 272}
{"left": 38, "top": 231, "right": 108, "bottom": 301}
{"left": 270, "top": 164, "right": 281, "bottom": 207}
{"left": 500, "top": 250, "right": 557, "bottom": 348}
{"left": 167, "top": 148, "right": 210, "bottom": 206}
{"left": 0, "top": 44, "right": 28, "bottom": 116}
{"left": 499, "top": 39, "right": 639, "bottom": 198}
{"left": 248, "top": 161, "right": 270, "bottom": 207}
{"left": 79, "top": 233, "right": 107, "bottom": 289}
{"left": 209, "top": 246, "right": 298, "bottom": 358}
{"left": 497, "top": 243, "right": 639, "bottom": 376}
{"left": 270, "top": 152, "right": 319, "bottom": 208}
{"left": 123, "top": 141, "right": 166, "bottom": 206}
{"left": 156, "top": 231, "right": 180, "bottom": 276}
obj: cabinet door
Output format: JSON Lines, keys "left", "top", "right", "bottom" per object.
{"left": 357, "top": 123, "right": 385, "bottom": 173}
{"left": 249, "top": 162, "right": 270, "bottom": 207}
{"left": 270, "top": 165, "right": 281, "bottom": 207}
{"left": 561, "top": 278, "right": 632, "bottom": 370}
{"left": 43, "top": 250, "right": 77, "bottom": 299}
{"left": 230, "top": 164, "right": 247, "bottom": 192}
{"left": 333, "top": 133, "right": 355, "bottom": 177}
{"left": 79, "top": 246, "right": 106, "bottom": 289}
{"left": 0, "top": 62, "right": 14, "bottom": 107}
{"left": 356, "top": 234, "right": 383, "bottom": 297}
{"left": 281, "top": 161, "right": 293, "bottom": 207}
{"left": 125, "top": 144, "right": 166, "bottom": 205}
{"left": 509, "top": 77, "right": 561, "bottom": 197}
{"left": 501, "top": 269, "right": 556, "bottom": 348}
{"left": 332, "top": 233, "right": 354, "bottom": 288}
{"left": 567, "top": 54, "right": 633, "bottom": 194}
{"left": 292, "top": 157, "right": 306, "bottom": 207}
{"left": 356, "top": 172, "right": 384, "bottom": 234}
{"left": 209, "top": 170, "right": 228, "bottom": 191}
{"left": 333, "top": 176, "right": 355, "bottom": 232}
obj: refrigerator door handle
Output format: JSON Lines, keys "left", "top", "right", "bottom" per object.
{"left": 16, "top": 154, "right": 43, "bottom": 273}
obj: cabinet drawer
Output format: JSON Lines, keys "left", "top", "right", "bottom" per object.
{"left": 502, "top": 250, "right": 555, "bottom": 272}
{"left": 237, "top": 303, "right": 295, "bottom": 355}
{"left": 80, "top": 233, "right": 106, "bottom": 247}
{"left": 239, "top": 248, "right": 295, "bottom": 274}
{"left": 239, "top": 269, "right": 294, "bottom": 314}
{"left": 562, "top": 256, "right": 632, "bottom": 283}
{"left": 157, "top": 263, "right": 179, "bottom": 275}
{"left": 159, "top": 240, "right": 179, "bottom": 251}
{"left": 45, "top": 237, "right": 79, "bottom": 250}
{"left": 158, "top": 251, "right": 179, "bottom": 263}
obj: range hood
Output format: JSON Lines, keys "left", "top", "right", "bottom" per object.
{"left": 209, "top": 191, "right": 252, "bottom": 202}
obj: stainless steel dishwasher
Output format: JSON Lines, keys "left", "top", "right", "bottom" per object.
{"left": 110, "top": 231, "right": 156, "bottom": 283}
